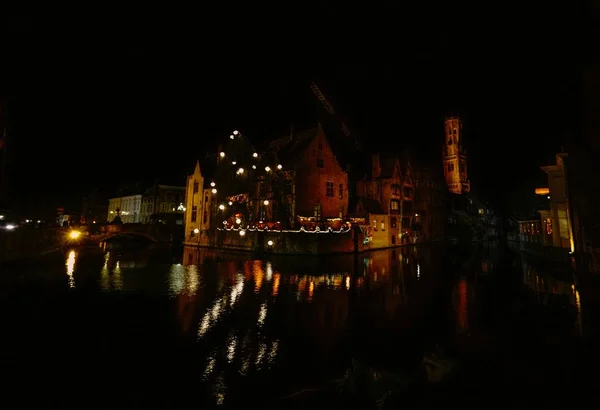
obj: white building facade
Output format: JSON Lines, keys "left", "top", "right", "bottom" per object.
{"left": 107, "top": 194, "right": 142, "bottom": 223}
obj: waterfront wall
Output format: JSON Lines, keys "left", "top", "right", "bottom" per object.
{"left": 0, "top": 228, "right": 62, "bottom": 264}
{"left": 507, "top": 236, "right": 571, "bottom": 264}
{"left": 184, "top": 228, "right": 429, "bottom": 255}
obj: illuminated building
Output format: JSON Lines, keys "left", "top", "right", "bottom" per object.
{"left": 442, "top": 117, "right": 470, "bottom": 195}
{"left": 184, "top": 160, "right": 213, "bottom": 241}
{"left": 535, "top": 153, "right": 574, "bottom": 251}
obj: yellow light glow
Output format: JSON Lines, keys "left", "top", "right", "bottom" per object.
{"left": 253, "top": 153, "right": 258, "bottom": 158}
{"left": 219, "top": 152, "right": 225, "bottom": 157}
{"left": 219, "top": 204, "right": 225, "bottom": 210}
{"left": 69, "top": 230, "right": 81, "bottom": 239}
{"left": 277, "top": 164, "right": 282, "bottom": 169}
{"left": 239, "top": 230, "right": 246, "bottom": 236}
{"left": 267, "top": 240, "right": 273, "bottom": 246}
{"left": 193, "top": 228, "right": 200, "bottom": 234}
{"left": 265, "top": 166, "right": 271, "bottom": 172}
{"left": 263, "top": 200, "right": 269, "bottom": 206}
{"left": 535, "top": 187, "right": 550, "bottom": 195}
{"left": 212, "top": 188, "right": 217, "bottom": 194}
{"left": 235, "top": 218, "right": 241, "bottom": 224}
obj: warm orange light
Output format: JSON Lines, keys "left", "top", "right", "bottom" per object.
{"left": 535, "top": 187, "right": 550, "bottom": 195}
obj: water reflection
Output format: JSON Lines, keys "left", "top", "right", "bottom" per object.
{"left": 65, "top": 250, "right": 77, "bottom": 288}
{"left": 521, "top": 257, "right": 582, "bottom": 335}
{"left": 99, "top": 251, "right": 123, "bottom": 291}
{"left": 36, "top": 242, "right": 586, "bottom": 407}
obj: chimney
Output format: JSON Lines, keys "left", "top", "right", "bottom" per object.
{"left": 371, "top": 153, "right": 380, "bottom": 178}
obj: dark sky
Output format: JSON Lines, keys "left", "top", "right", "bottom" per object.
{"left": 2, "top": 2, "right": 598, "bottom": 211}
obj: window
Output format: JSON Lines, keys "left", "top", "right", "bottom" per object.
{"left": 403, "top": 187, "right": 413, "bottom": 198}
{"left": 381, "top": 221, "right": 385, "bottom": 231}
{"left": 390, "top": 200, "right": 399, "bottom": 211}
{"left": 448, "top": 139, "right": 453, "bottom": 146}
{"left": 459, "top": 162, "right": 465, "bottom": 172}
{"left": 447, "top": 163, "right": 454, "bottom": 172}
{"left": 159, "top": 202, "right": 168, "bottom": 212}
{"left": 169, "top": 203, "right": 176, "bottom": 211}
{"left": 403, "top": 201, "right": 412, "bottom": 213}
{"left": 392, "top": 185, "right": 400, "bottom": 195}
{"left": 318, "top": 143, "right": 323, "bottom": 151}
{"left": 478, "top": 209, "right": 484, "bottom": 215}
{"left": 453, "top": 128, "right": 457, "bottom": 134}
{"left": 338, "top": 183, "right": 343, "bottom": 199}
{"left": 391, "top": 217, "right": 397, "bottom": 228}
{"left": 326, "top": 182, "right": 334, "bottom": 197}
{"left": 373, "top": 220, "right": 377, "bottom": 231}
{"left": 317, "top": 158, "right": 324, "bottom": 168}
{"left": 339, "top": 206, "right": 344, "bottom": 218}
{"left": 191, "top": 205, "right": 197, "bottom": 222}
{"left": 314, "top": 204, "right": 321, "bottom": 220}
{"left": 203, "top": 210, "right": 208, "bottom": 223}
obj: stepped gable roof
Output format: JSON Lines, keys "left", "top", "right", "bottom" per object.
{"left": 349, "top": 196, "right": 386, "bottom": 215}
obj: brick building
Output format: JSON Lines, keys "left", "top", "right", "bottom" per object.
{"left": 351, "top": 153, "right": 416, "bottom": 247}
{"left": 412, "top": 164, "right": 447, "bottom": 241}
{"left": 269, "top": 124, "right": 349, "bottom": 228}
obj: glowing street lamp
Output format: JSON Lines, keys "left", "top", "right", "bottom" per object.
{"left": 235, "top": 218, "right": 242, "bottom": 224}
{"left": 212, "top": 188, "right": 217, "bottom": 194}
{"left": 219, "top": 152, "right": 225, "bottom": 158}
{"left": 219, "top": 204, "right": 225, "bottom": 210}
{"left": 233, "top": 130, "right": 239, "bottom": 135}
{"left": 263, "top": 200, "right": 269, "bottom": 206}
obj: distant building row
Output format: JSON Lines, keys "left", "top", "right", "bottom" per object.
{"left": 183, "top": 122, "right": 453, "bottom": 249}
{"left": 106, "top": 181, "right": 186, "bottom": 225}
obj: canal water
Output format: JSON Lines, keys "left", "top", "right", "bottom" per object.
{"left": 0, "top": 242, "right": 592, "bottom": 408}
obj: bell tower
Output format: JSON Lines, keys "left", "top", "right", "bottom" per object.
{"left": 443, "top": 116, "right": 470, "bottom": 194}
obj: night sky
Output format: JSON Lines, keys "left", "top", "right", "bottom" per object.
{"left": 2, "top": 3, "right": 598, "bottom": 214}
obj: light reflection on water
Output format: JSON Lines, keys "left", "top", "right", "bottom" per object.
{"left": 65, "top": 250, "right": 77, "bottom": 289}
{"left": 38, "top": 242, "right": 582, "bottom": 407}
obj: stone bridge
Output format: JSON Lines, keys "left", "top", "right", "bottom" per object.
{"left": 101, "top": 224, "right": 184, "bottom": 243}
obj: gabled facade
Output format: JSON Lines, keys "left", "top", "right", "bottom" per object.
{"left": 412, "top": 164, "right": 447, "bottom": 241}
{"left": 268, "top": 124, "right": 349, "bottom": 228}
{"left": 184, "top": 161, "right": 213, "bottom": 241}
{"left": 399, "top": 155, "right": 415, "bottom": 233}
{"left": 348, "top": 196, "right": 394, "bottom": 248}
{"left": 354, "top": 153, "right": 418, "bottom": 246}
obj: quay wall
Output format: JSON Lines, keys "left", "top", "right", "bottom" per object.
{"left": 0, "top": 228, "right": 63, "bottom": 264}
{"left": 507, "top": 237, "right": 571, "bottom": 264}
{"left": 185, "top": 228, "right": 426, "bottom": 255}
